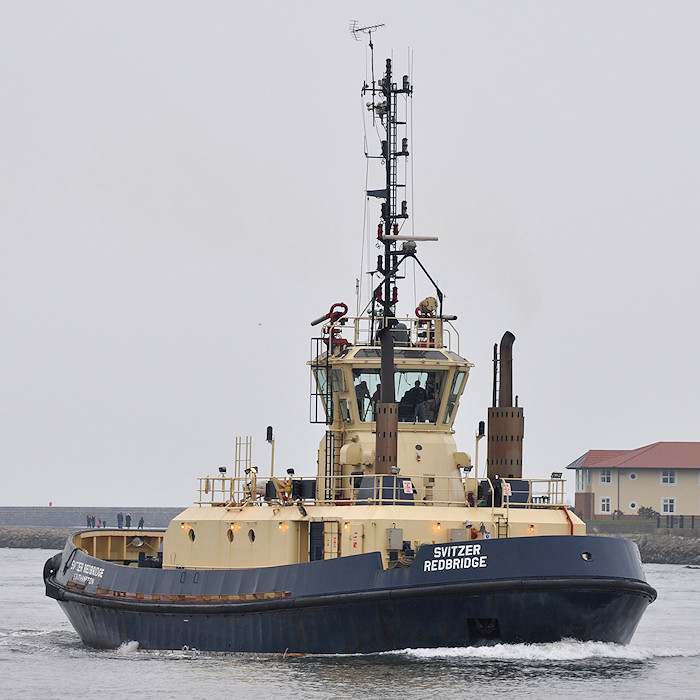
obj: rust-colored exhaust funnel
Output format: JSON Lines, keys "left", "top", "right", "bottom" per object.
{"left": 486, "top": 331, "right": 524, "bottom": 480}
{"left": 499, "top": 331, "right": 515, "bottom": 408}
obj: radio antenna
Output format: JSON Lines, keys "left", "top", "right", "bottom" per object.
{"left": 350, "top": 21, "right": 385, "bottom": 42}
{"left": 350, "top": 21, "right": 385, "bottom": 88}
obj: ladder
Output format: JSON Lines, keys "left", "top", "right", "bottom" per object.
{"left": 323, "top": 430, "right": 342, "bottom": 501}
{"left": 496, "top": 515, "right": 509, "bottom": 539}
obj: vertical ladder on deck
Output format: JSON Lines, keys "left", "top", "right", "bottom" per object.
{"left": 496, "top": 515, "right": 509, "bottom": 539}
{"left": 234, "top": 436, "right": 252, "bottom": 484}
{"left": 324, "top": 430, "right": 341, "bottom": 501}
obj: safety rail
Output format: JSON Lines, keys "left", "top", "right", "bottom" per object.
{"left": 322, "top": 315, "right": 460, "bottom": 355}
{"left": 194, "top": 473, "right": 568, "bottom": 511}
{"left": 515, "top": 478, "right": 567, "bottom": 507}
{"left": 472, "top": 476, "right": 567, "bottom": 512}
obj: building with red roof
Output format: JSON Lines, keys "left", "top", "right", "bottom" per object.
{"left": 566, "top": 442, "right": 700, "bottom": 519}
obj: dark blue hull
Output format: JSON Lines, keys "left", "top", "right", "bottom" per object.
{"left": 45, "top": 535, "right": 656, "bottom": 653}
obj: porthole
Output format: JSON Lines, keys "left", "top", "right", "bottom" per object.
{"left": 415, "top": 445, "right": 423, "bottom": 451}
{"left": 227, "top": 529, "right": 234, "bottom": 543}
{"left": 629, "top": 473, "right": 637, "bottom": 480}
{"left": 581, "top": 551, "right": 593, "bottom": 561}
{"left": 188, "top": 529, "right": 195, "bottom": 542}
{"left": 248, "top": 529, "right": 255, "bottom": 543}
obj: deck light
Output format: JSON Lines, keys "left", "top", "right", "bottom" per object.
{"left": 551, "top": 472, "right": 562, "bottom": 479}
{"left": 529, "top": 524, "right": 535, "bottom": 533}
{"left": 436, "top": 522, "right": 441, "bottom": 530}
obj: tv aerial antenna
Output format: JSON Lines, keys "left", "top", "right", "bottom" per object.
{"left": 350, "top": 21, "right": 385, "bottom": 89}
{"left": 350, "top": 21, "right": 385, "bottom": 43}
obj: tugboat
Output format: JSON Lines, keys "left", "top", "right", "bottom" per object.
{"left": 44, "top": 41, "right": 656, "bottom": 653}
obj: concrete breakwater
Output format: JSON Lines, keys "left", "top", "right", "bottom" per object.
{"left": 0, "top": 506, "right": 183, "bottom": 528}
{"left": 0, "top": 527, "right": 82, "bottom": 550}
{"left": 3, "top": 527, "right": 700, "bottom": 565}
{"left": 621, "top": 534, "right": 700, "bottom": 566}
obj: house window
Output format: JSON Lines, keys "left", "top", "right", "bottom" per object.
{"left": 600, "top": 469, "right": 611, "bottom": 484}
{"left": 661, "top": 469, "right": 676, "bottom": 485}
{"left": 600, "top": 497, "right": 611, "bottom": 514}
{"left": 662, "top": 498, "right": 676, "bottom": 514}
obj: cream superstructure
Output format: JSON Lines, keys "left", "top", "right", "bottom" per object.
{"left": 133, "top": 311, "right": 585, "bottom": 572}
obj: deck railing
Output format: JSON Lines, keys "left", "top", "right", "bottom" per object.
{"left": 324, "top": 315, "right": 460, "bottom": 355}
{"left": 194, "top": 473, "right": 568, "bottom": 512}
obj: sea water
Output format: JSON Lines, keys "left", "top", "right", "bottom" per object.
{"left": 1, "top": 548, "right": 698, "bottom": 700}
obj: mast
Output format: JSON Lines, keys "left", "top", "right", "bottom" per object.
{"left": 351, "top": 33, "right": 445, "bottom": 473}
{"left": 366, "top": 57, "right": 412, "bottom": 330}
{"left": 363, "top": 54, "right": 412, "bottom": 474}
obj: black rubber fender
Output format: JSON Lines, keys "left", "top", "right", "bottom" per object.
{"left": 43, "top": 553, "right": 62, "bottom": 582}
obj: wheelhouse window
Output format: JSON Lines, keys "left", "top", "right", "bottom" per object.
{"left": 352, "top": 369, "right": 381, "bottom": 421}
{"left": 338, "top": 398, "right": 352, "bottom": 424}
{"left": 396, "top": 370, "right": 446, "bottom": 423}
{"left": 444, "top": 371, "right": 466, "bottom": 424}
{"left": 600, "top": 469, "right": 612, "bottom": 484}
{"left": 330, "top": 368, "right": 346, "bottom": 392}
{"left": 662, "top": 498, "right": 676, "bottom": 514}
{"left": 312, "top": 368, "right": 331, "bottom": 423}
{"left": 600, "top": 497, "right": 611, "bottom": 514}
{"left": 661, "top": 469, "right": 676, "bottom": 485}
{"left": 351, "top": 369, "right": 448, "bottom": 423}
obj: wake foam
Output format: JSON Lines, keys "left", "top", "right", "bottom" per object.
{"left": 393, "top": 640, "right": 700, "bottom": 662}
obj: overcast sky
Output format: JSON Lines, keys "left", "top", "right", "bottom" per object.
{"left": 2, "top": 2, "right": 698, "bottom": 507}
